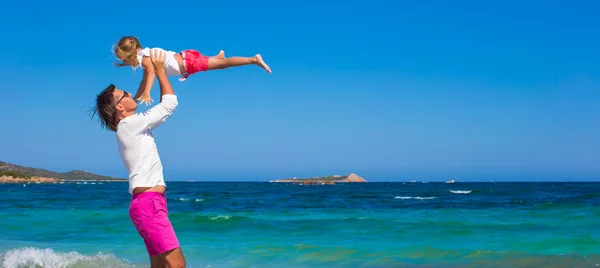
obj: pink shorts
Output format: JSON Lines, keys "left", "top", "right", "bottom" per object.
{"left": 179, "top": 49, "right": 209, "bottom": 81}
{"left": 129, "top": 192, "right": 180, "bottom": 256}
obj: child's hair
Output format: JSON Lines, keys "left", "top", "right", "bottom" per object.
{"left": 114, "top": 36, "right": 142, "bottom": 68}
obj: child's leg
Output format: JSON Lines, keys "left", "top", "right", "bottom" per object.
{"left": 208, "top": 54, "right": 271, "bottom": 73}
{"left": 209, "top": 50, "right": 226, "bottom": 60}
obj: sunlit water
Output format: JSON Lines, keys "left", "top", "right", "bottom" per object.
{"left": 1, "top": 181, "right": 599, "bottom": 267}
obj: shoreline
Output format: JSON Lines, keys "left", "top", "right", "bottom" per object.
{"left": 0, "top": 175, "right": 127, "bottom": 184}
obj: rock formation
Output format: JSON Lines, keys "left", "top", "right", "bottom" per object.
{"left": 0, "top": 175, "right": 60, "bottom": 183}
{"left": 335, "top": 173, "right": 367, "bottom": 182}
{"left": 270, "top": 173, "right": 367, "bottom": 184}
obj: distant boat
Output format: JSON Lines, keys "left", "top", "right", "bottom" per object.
{"left": 446, "top": 179, "right": 455, "bottom": 184}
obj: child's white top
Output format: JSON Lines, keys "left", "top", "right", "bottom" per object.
{"left": 137, "top": 47, "right": 182, "bottom": 76}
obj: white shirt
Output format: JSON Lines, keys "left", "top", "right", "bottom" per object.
{"left": 137, "top": 47, "right": 182, "bottom": 77}
{"left": 116, "top": 94, "right": 179, "bottom": 194}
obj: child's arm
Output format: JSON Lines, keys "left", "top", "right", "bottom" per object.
{"left": 133, "top": 57, "right": 156, "bottom": 105}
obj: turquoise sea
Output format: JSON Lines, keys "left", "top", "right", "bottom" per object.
{"left": 1, "top": 181, "right": 599, "bottom": 267}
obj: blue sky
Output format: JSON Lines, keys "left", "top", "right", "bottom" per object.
{"left": 0, "top": 0, "right": 598, "bottom": 181}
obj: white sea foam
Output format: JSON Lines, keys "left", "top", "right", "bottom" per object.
{"left": 1, "top": 247, "right": 142, "bottom": 268}
{"left": 209, "top": 215, "right": 231, "bottom": 220}
{"left": 449, "top": 190, "right": 472, "bottom": 194}
{"left": 176, "top": 197, "right": 204, "bottom": 202}
{"left": 394, "top": 196, "right": 436, "bottom": 200}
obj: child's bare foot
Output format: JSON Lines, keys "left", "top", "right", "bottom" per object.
{"left": 252, "top": 54, "right": 271, "bottom": 73}
{"left": 217, "top": 50, "right": 225, "bottom": 59}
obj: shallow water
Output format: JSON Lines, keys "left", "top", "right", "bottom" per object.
{"left": 1, "top": 181, "right": 599, "bottom": 267}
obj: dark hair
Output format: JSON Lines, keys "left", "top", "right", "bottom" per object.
{"left": 89, "top": 84, "right": 118, "bottom": 132}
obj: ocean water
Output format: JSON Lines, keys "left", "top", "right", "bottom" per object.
{"left": 1, "top": 181, "right": 599, "bottom": 268}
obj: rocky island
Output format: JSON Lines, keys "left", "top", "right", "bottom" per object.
{"left": 0, "top": 161, "right": 126, "bottom": 184}
{"left": 270, "top": 173, "right": 367, "bottom": 185}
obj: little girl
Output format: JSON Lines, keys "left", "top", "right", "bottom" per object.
{"left": 113, "top": 36, "right": 272, "bottom": 105}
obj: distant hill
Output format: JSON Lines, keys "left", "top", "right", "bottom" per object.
{"left": 0, "top": 161, "right": 126, "bottom": 181}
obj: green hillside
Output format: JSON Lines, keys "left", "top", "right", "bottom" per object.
{"left": 0, "top": 161, "right": 125, "bottom": 181}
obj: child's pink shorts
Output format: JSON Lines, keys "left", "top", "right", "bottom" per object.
{"left": 179, "top": 49, "right": 209, "bottom": 81}
{"left": 129, "top": 191, "right": 180, "bottom": 256}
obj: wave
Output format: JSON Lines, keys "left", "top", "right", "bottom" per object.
{"left": 175, "top": 197, "right": 204, "bottom": 202}
{"left": 1, "top": 247, "right": 142, "bottom": 268}
{"left": 171, "top": 213, "right": 386, "bottom": 226}
{"left": 449, "top": 190, "right": 472, "bottom": 194}
{"left": 394, "top": 196, "right": 436, "bottom": 200}
{"left": 209, "top": 215, "right": 231, "bottom": 220}
{"left": 170, "top": 213, "right": 244, "bottom": 225}
{"left": 3, "top": 246, "right": 599, "bottom": 268}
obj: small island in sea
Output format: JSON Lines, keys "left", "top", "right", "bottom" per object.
{"left": 0, "top": 160, "right": 126, "bottom": 184}
{"left": 270, "top": 173, "right": 366, "bottom": 185}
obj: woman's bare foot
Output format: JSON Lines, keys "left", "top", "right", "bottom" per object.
{"left": 252, "top": 54, "right": 271, "bottom": 73}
